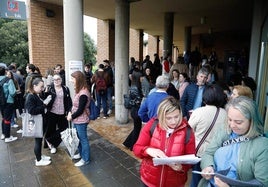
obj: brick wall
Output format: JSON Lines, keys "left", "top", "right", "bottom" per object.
{"left": 129, "top": 28, "right": 140, "bottom": 62}
{"left": 28, "top": 1, "right": 64, "bottom": 75}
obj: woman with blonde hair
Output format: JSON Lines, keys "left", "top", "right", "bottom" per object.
{"left": 199, "top": 96, "right": 268, "bottom": 186}
{"left": 133, "top": 96, "right": 195, "bottom": 187}
{"left": 230, "top": 85, "right": 253, "bottom": 99}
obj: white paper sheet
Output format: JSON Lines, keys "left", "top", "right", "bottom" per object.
{"left": 153, "top": 154, "right": 201, "bottom": 166}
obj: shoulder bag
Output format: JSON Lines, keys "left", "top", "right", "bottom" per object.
{"left": 22, "top": 111, "right": 43, "bottom": 138}
{"left": 195, "top": 107, "right": 220, "bottom": 154}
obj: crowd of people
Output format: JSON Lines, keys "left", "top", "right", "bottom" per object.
{"left": 0, "top": 62, "right": 95, "bottom": 167}
{"left": 126, "top": 53, "right": 267, "bottom": 186}
{"left": 0, "top": 51, "right": 267, "bottom": 186}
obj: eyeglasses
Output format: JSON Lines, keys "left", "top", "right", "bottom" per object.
{"left": 53, "top": 78, "right": 61, "bottom": 81}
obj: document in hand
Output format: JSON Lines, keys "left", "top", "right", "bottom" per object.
{"left": 192, "top": 168, "right": 263, "bottom": 187}
{"left": 153, "top": 154, "right": 201, "bottom": 166}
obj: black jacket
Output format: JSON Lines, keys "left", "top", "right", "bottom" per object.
{"left": 46, "top": 85, "right": 72, "bottom": 115}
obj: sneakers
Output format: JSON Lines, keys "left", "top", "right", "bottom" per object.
{"left": 73, "top": 153, "right": 81, "bottom": 160}
{"left": 35, "top": 158, "right": 51, "bottom": 166}
{"left": 1, "top": 134, "right": 5, "bottom": 140}
{"left": 74, "top": 159, "right": 89, "bottom": 167}
{"left": 12, "top": 124, "right": 19, "bottom": 128}
{"left": 17, "top": 129, "right": 23, "bottom": 134}
{"left": 46, "top": 140, "right": 52, "bottom": 149}
{"left": 107, "top": 109, "right": 112, "bottom": 115}
{"left": 41, "top": 155, "right": 51, "bottom": 161}
{"left": 50, "top": 147, "right": 57, "bottom": 154}
{"left": 5, "top": 136, "right": 18, "bottom": 143}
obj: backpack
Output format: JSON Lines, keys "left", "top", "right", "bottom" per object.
{"left": 96, "top": 76, "right": 107, "bottom": 95}
{"left": 0, "top": 77, "right": 10, "bottom": 106}
{"left": 150, "top": 119, "right": 191, "bottom": 144}
{"left": 89, "top": 98, "right": 98, "bottom": 120}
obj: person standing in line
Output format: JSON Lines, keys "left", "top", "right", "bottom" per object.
{"left": 178, "top": 72, "right": 190, "bottom": 98}
{"left": 170, "top": 69, "right": 180, "bottom": 91}
{"left": 67, "top": 71, "right": 90, "bottom": 167}
{"left": 133, "top": 96, "right": 196, "bottom": 187}
{"left": 44, "top": 74, "right": 72, "bottom": 154}
{"left": 91, "top": 64, "right": 109, "bottom": 119}
{"left": 54, "top": 64, "right": 66, "bottom": 85}
{"left": 138, "top": 75, "right": 170, "bottom": 123}
{"left": 123, "top": 62, "right": 143, "bottom": 150}
{"left": 188, "top": 84, "right": 227, "bottom": 187}
{"left": 25, "top": 78, "right": 52, "bottom": 166}
{"left": 199, "top": 96, "right": 268, "bottom": 187}
{"left": 0, "top": 66, "right": 17, "bottom": 142}
{"left": 180, "top": 67, "right": 209, "bottom": 119}
{"left": 103, "top": 60, "right": 114, "bottom": 115}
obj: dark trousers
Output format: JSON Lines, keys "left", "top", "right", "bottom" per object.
{"left": 123, "top": 106, "right": 142, "bottom": 150}
{"left": 45, "top": 112, "right": 68, "bottom": 147}
{"left": 190, "top": 162, "right": 202, "bottom": 187}
{"left": 1, "top": 103, "right": 14, "bottom": 138}
{"left": 34, "top": 137, "right": 43, "bottom": 161}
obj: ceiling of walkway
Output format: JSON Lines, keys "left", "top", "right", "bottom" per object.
{"left": 40, "top": 0, "right": 253, "bottom": 46}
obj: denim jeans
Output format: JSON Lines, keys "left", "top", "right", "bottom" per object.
{"left": 107, "top": 86, "right": 113, "bottom": 110}
{"left": 96, "top": 92, "right": 108, "bottom": 116}
{"left": 74, "top": 123, "right": 90, "bottom": 162}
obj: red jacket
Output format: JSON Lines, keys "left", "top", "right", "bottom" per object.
{"left": 133, "top": 118, "right": 196, "bottom": 187}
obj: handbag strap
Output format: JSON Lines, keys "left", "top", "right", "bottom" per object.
{"left": 195, "top": 107, "right": 220, "bottom": 154}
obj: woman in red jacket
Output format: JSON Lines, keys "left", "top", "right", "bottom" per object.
{"left": 133, "top": 96, "right": 196, "bottom": 187}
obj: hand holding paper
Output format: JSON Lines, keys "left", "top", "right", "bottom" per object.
{"left": 153, "top": 154, "right": 201, "bottom": 166}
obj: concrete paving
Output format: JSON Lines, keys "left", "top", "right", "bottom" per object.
{"left": 0, "top": 116, "right": 141, "bottom": 187}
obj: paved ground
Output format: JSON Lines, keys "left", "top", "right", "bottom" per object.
{"left": 1, "top": 114, "right": 192, "bottom": 187}
{"left": 0, "top": 115, "right": 141, "bottom": 187}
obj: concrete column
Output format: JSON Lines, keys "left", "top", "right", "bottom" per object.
{"left": 184, "top": 26, "right": 192, "bottom": 52}
{"left": 63, "top": 0, "right": 84, "bottom": 96}
{"left": 163, "top": 12, "right": 174, "bottom": 58}
{"left": 115, "top": 0, "right": 130, "bottom": 124}
{"left": 139, "top": 29, "right": 144, "bottom": 62}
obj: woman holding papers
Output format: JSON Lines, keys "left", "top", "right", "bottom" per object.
{"left": 133, "top": 96, "right": 195, "bottom": 187}
{"left": 199, "top": 96, "right": 268, "bottom": 187}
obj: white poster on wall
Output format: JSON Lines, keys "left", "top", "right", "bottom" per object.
{"left": 69, "top": 60, "right": 83, "bottom": 80}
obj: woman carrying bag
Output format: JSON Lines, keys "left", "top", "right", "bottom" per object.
{"left": 67, "top": 71, "right": 90, "bottom": 167}
{"left": 25, "top": 78, "right": 52, "bottom": 166}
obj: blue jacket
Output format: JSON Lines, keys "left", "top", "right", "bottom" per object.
{"left": 180, "top": 83, "right": 199, "bottom": 118}
{"left": 138, "top": 91, "right": 168, "bottom": 122}
{"left": 0, "top": 76, "right": 16, "bottom": 104}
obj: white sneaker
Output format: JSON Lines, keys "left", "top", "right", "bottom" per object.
{"left": 73, "top": 153, "right": 81, "bottom": 159}
{"left": 1, "top": 134, "right": 5, "bottom": 140}
{"left": 46, "top": 140, "right": 52, "bottom": 149}
{"left": 107, "top": 109, "right": 112, "bottom": 115}
{"left": 5, "top": 136, "right": 18, "bottom": 143}
{"left": 74, "top": 159, "right": 89, "bottom": 167}
{"left": 12, "top": 124, "right": 19, "bottom": 128}
{"left": 41, "top": 155, "right": 51, "bottom": 161}
{"left": 35, "top": 158, "right": 51, "bottom": 166}
{"left": 50, "top": 147, "right": 57, "bottom": 154}
{"left": 17, "top": 129, "right": 23, "bottom": 133}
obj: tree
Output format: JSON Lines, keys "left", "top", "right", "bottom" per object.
{"left": 84, "top": 32, "right": 97, "bottom": 65}
{"left": 0, "top": 18, "right": 28, "bottom": 68}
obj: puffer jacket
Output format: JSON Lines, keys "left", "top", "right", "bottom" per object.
{"left": 133, "top": 118, "right": 196, "bottom": 187}
{"left": 129, "top": 86, "right": 143, "bottom": 108}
